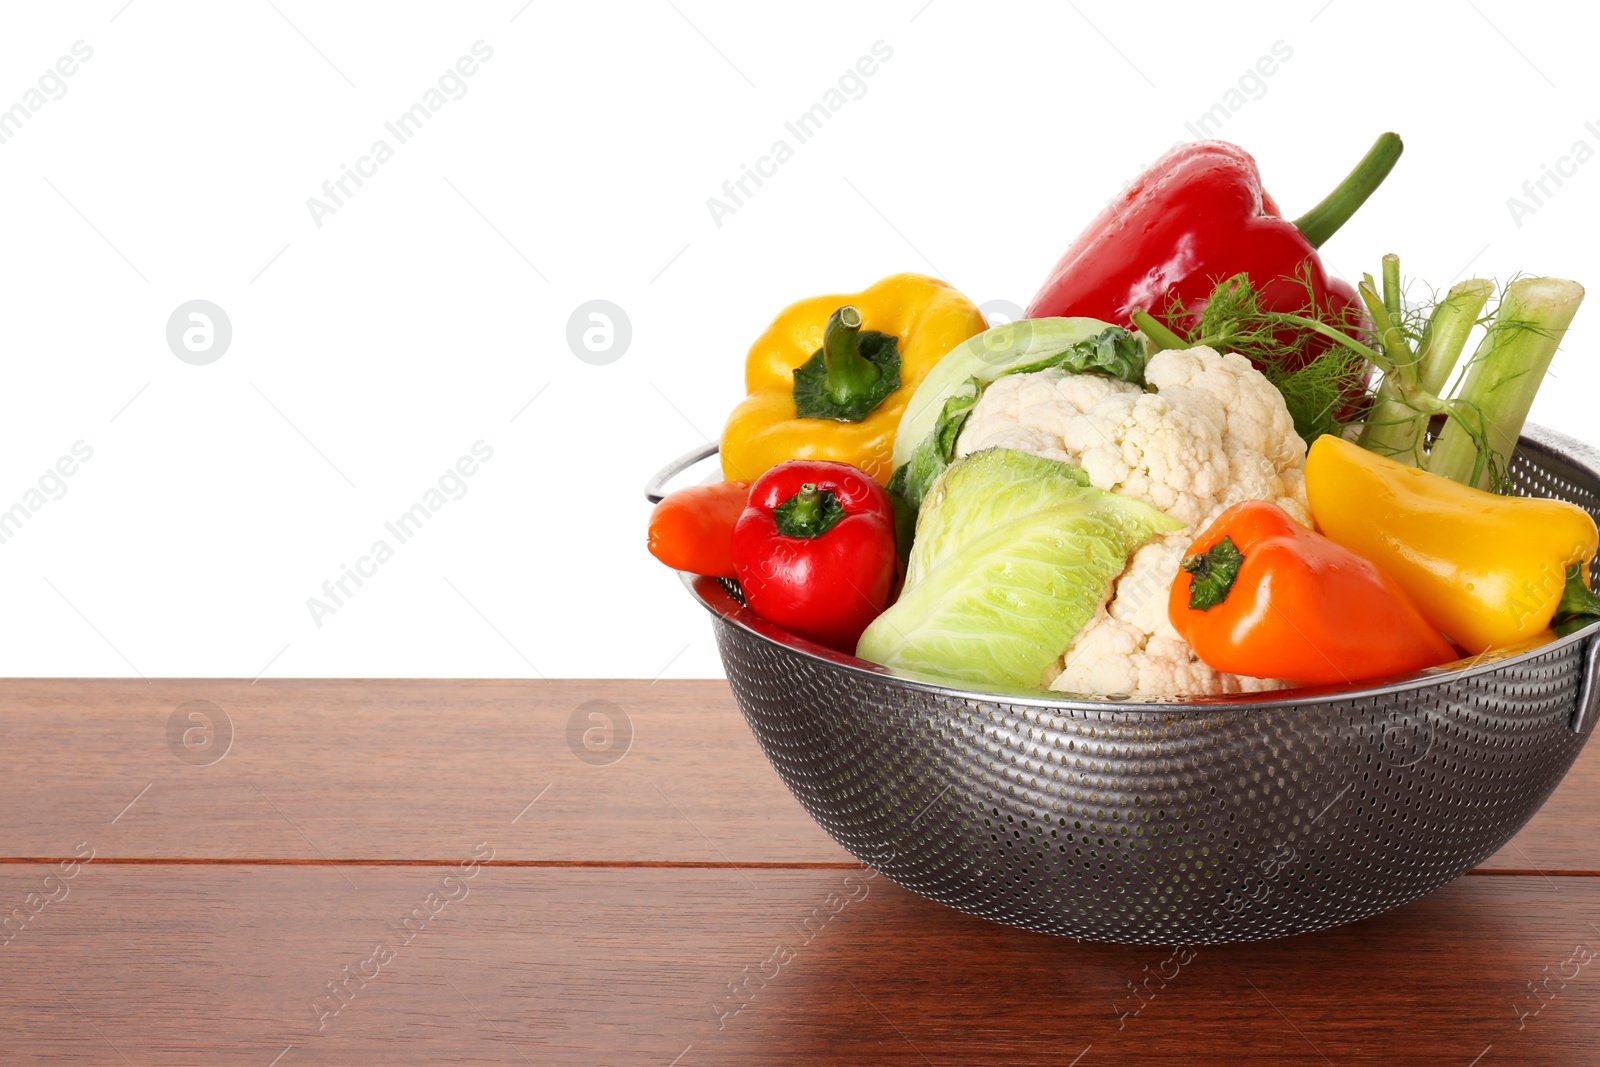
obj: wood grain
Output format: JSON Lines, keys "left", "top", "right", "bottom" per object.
{"left": 0, "top": 865, "right": 1596, "bottom": 1065}
{"left": 0, "top": 679, "right": 1593, "bottom": 872}
{"left": 1, "top": 679, "right": 1596, "bottom": 1064}
{"left": 0, "top": 678, "right": 847, "bottom": 864}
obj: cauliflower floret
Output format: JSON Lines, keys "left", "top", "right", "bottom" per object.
{"left": 1145, "top": 347, "right": 1303, "bottom": 471}
{"left": 1051, "top": 613, "right": 1281, "bottom": 698}
{"left": 957, "top": 345, "right": 1308, "bottom": 698}
{"left": 1106, "top": 537, "right": 1187, "bottom": 639}
{"left": 960, "top": 371, "right": 1232, "bottom": 528}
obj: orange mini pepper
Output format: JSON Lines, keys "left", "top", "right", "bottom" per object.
{"left": 647, "top": 481, "right": 749, "bottom": 579}
{"left": 1168, "top": 500, "right": 1455, "bottom": 686}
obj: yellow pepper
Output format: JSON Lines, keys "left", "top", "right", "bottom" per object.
{"left": 720, "top": 273, "right": 986, "bottom": 486}
{"left": 1305, "top": 434, "right": 1600, "bottom": 654}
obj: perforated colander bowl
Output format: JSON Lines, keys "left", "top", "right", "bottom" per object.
{"left": 648, "top": 425, "right": 1600, "bottom": 943}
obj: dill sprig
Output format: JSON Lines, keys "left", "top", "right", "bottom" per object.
{"left": 1130, "top": 254, "right": 1577, "bottom": 494}
{"left": 1136, "top": 270, "right": 1373, "bottom": 442}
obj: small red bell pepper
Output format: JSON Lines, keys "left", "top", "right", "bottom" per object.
{"left": 732, "top": 460, "right": 896, "bottom": 653}
{"left": 1168, "top": 500, "right": 1455, "bottom": 687}
{"left": 647, "top": 480, "right": 749, "bottom": 579}
{"left": 1026, "top": 134, "right": 1403, "bottom": 354}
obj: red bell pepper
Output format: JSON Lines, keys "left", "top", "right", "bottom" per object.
{"left": 1025, "top": 134, "right": 1403, "bottom": 349}
{"left": 732, "top": 460, "right": 896, "bottom": 653}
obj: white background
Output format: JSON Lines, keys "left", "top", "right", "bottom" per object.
{"left": 0, "top": 0, "right": 1595, "bottom": 680}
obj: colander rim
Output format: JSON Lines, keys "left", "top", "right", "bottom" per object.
{"left": 685, "top": 570, "right": 1600, "bottom": 713}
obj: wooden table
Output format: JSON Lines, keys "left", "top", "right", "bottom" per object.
{"left": 2, "top": 679, "right": 1597, "bottom": 1065}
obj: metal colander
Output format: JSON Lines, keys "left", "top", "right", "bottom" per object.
{"left": 647, "top": 425, "right": 1600, "bottom": 944}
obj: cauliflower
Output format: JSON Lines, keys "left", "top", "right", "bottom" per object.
{"left": 955, "top": 345, "right": 1308, "bottom": 698}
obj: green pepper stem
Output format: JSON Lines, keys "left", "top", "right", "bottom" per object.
{"left": 1130, "top": 307, "right": 1189, "bottom": 351}
{"left": 1182, "top": 536, "right": 1246, "bottom": 611}
{"left": 1292, "top": 132, "right": 1404, "bottom": 249}
{"left": 772, "top": 483, "right": 847, "bottom": 539}
{"left": 1556, "top": 564, "right": 1600, "bottom": 624}
{"left": 821, "top": 305, "right": 881, "bottom": 406}
{"left": 787, "top": 484, "right": 822, "bottom": 526}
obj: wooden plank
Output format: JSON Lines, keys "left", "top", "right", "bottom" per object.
{"left": 0, "top": 864, "right": 1595, "bottom": 1065}
{"left": 0, "top": 678, "right": 1592, "bottom": 871}
{"left": 0, "top": 678, "right": 849, "bottom": 864}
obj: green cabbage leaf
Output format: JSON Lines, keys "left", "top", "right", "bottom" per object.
{"left": 858, "top": 448, "right": 1182, "bottom": 691}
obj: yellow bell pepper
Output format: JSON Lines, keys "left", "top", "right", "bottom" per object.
{"left": 1305, "top": 434, "right": 1600, "bottom": 654}
{"left": 720, "top": 273, "right": 986, "bottom": 486}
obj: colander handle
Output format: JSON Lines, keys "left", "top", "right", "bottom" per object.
{"left": 1573, "top": 635, "right": 1600, "bottom": 735}
{"left": 644, "top": 442, "right": 720, "bottom": 504}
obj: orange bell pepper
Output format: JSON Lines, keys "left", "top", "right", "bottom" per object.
{"left": 1168, "top": 500, "right": 1455, "bottom": 686}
